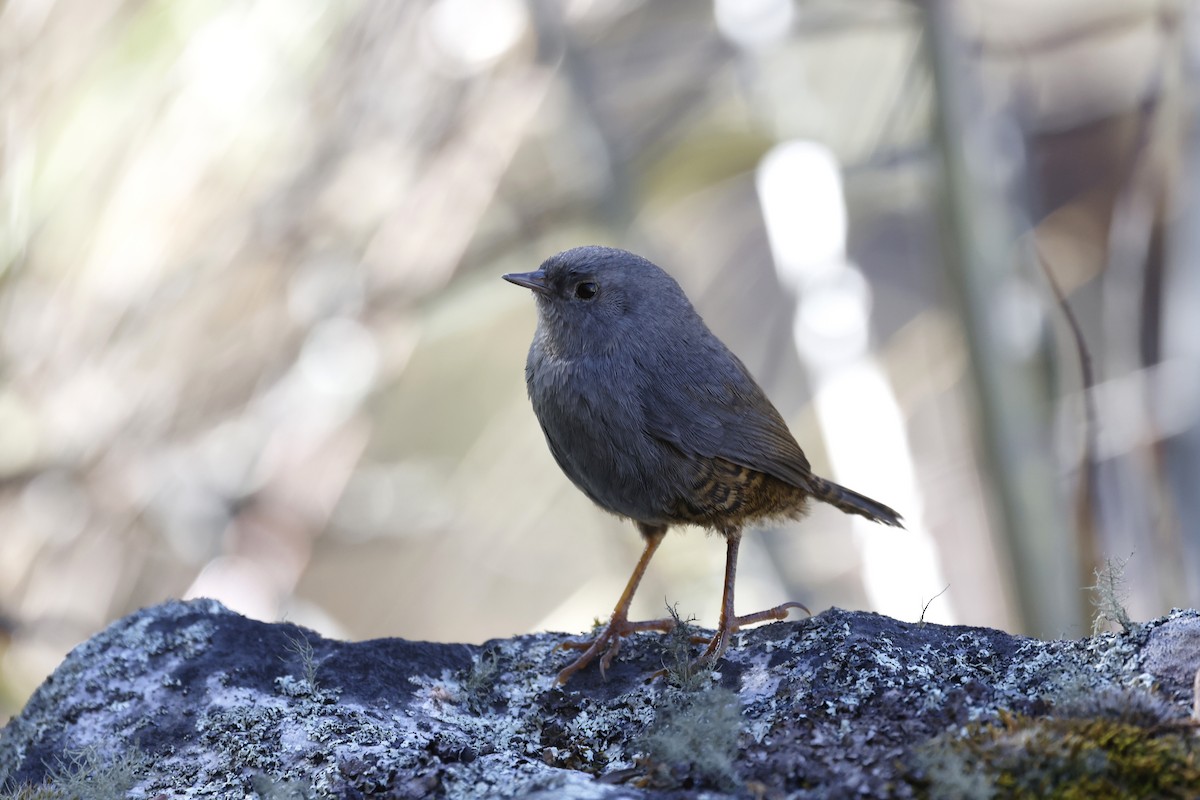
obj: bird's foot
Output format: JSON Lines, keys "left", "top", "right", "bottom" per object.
{"left": 556, "top": 615, "right": 679, "bottom": 684}
{"left": 692, "top": 600, "right": 811, "bottom": 670}
{"left": 642, "top": 601, "right": 810, "bottom": 684}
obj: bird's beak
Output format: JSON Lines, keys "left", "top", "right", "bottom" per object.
{"left": 502, "top": 270, "right": 549, "bottom": 294}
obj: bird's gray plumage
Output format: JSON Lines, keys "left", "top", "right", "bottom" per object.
{"left": 508, "top": 245, "right": 902, "bottom": 530}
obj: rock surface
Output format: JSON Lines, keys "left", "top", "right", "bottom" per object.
{"left": 1, "top": 599, "right": 1198, "bottom": 798}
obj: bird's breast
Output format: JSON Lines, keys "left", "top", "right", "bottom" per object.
{"left": 525, "top": 349, "right": 677, "bottom": 522}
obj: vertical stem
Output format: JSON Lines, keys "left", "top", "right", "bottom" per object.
{"left": 924, "top": 3, "right": 1083, "bottom": 636}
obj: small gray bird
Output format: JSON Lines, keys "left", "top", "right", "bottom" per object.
{"left": 504, "top": 246, "right": 902, "bottom": 683}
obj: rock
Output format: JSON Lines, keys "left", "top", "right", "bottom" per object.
{"left": 1, "top": 599, "right": 1197, "bottom": 798}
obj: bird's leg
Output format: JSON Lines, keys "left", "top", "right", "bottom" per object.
{"left": 694, "top": 528, "right": 809, "bottom": 667}
{"left": 556, "top": 524, "right": 678, "bottom": 684}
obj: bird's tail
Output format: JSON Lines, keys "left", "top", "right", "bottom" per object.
{"left": 806, "top": 476, "right": 904, "bottom": 528}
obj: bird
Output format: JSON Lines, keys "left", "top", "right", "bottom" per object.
{"left": 503, "top": 246, "right": 903, "bottom": 684}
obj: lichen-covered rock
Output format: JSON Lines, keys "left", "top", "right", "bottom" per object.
{"left": 1, "top": 600, "right": 1197, "bottom": 798}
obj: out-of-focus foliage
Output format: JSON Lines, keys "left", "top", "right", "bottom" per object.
{"left": 1, "top": 0, "right": 1196, "bottom": 723}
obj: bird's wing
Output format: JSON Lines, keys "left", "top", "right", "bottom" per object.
{"left": 639, "top": 337, "right": 813, "bottom": 488}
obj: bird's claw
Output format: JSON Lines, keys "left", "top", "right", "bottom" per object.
{"left": 555, "top": 615, "right": 678, "bottom": 684}
{"left": 555, "top": 602, "right": 807, "bottom": 684}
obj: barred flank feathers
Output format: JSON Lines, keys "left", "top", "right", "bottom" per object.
{"left": 806, "top": 476, "right": 905, "bottom": 528}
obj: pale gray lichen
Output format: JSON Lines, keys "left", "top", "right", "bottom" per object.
{"left": 2, "top": 601, "right": 1198, "bottom": 798}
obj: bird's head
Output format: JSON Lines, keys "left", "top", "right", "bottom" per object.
{"left": 503, "top": 246, "right": 694, "bottom": 358}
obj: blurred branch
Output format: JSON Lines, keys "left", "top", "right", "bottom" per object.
{"left": 924, "top": 1, "right": 1080, "bottom": 636}
{"left": 1034, "top": 241, "right": 1100, "bottom": 590}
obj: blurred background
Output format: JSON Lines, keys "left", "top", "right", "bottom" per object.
{"left": 1, "top": 0, "right": 1197, "bottom": 722}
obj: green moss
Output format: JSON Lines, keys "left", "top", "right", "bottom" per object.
{"left": 460, "top": 649, "right": 502, "bottom": 712}
{"left": 637, "top": 685, "right": 742, "bottom": 790}
{"left": 913, "top": 711, "right": 1200, "bottom": 800}
{"left": 0, "top": 747, "right": 145, "bottom": 800}
{"left": 1090, "top": 555, "right": 1135, "bottom": 634}
{"left": 250, "top": 773, "right": 314, "bottom": 799}
{"left": 280, "top": 629, "right": 320, "bottom": 692}
{"left": 657, "top": 604, "right": 711, "bottom": 692}
{"left": 634, "top": 606, "right": 743, "bottom": 790}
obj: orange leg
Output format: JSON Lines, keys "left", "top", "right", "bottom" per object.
{"left": 694, "top": 528, "right": 809, "bottom": 667}
{"left": 556, "top": 524, "right": 678, "bottom": 684}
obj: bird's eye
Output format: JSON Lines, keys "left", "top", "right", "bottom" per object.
{"left": 574, "top": 281, "right": 598, "bottom": 300}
